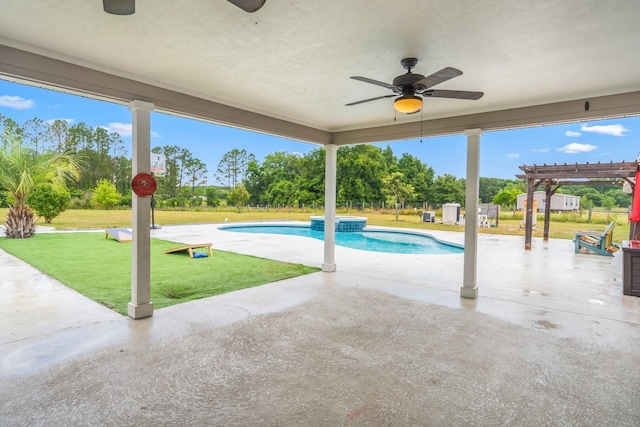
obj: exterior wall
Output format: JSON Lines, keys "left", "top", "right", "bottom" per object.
{"left": 517, "top": 192, "right": 580, "bottom": 212}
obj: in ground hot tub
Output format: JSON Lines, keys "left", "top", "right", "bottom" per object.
{"left": 310, "top": 216, "right": 367, "bottom": 232}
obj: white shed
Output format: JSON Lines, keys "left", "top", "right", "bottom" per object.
{"left": 442, "top": 203, "right": 461, "bottom": 224}
{"left": 516, "top": 192, "right": 580, "bottom": 212}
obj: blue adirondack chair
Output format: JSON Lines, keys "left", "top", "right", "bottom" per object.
{"left": 574, "top": 221, "right": 618, "bottom": 256}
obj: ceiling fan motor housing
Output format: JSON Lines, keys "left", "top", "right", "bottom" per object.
{"left": 392, "top": 73, "right": 425, "bottom": 94}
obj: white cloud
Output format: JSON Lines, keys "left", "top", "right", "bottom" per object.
{"left": 565, "top": 131, "right": 581, "bottom": 137}
{"left": 557, "top": 143, "right": 598, "bottom": 154}
{"left": 506, "top": 153, "right": 520, "bottom": 159}
{"left": 102, "top": 122, "right": 132, "bottom": 137}
{"left": 532, "top": 148, "right": 550, "bottom": 153}
{"left": 100, "top": 122, "right": 160, "bottom": 138}
{"left": 580, "top": 124, "right": 629, "bottom": 137}
{"left": 45, "top": 118, "right": 74, "bottom": 125}
{"left": 0, "top": 95, "right": 35, "bottom": 110}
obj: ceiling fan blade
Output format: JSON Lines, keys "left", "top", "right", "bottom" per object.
{"left": 423, "top": 89, "right": 484, "bottom": 100}
{"left": 227, "top": 0, "right": 266, "bottom": 13}
{"left": 350, "top": 76, "right": 397, "bottom": 90}
{"left": 103, "top": 0, "right": 135, "bottom": 15}
{"left": 415, "top": 67, "right": 462, "bottom": 89}
{"left": 345, "top": 94, "right": 396, "bottom": 106}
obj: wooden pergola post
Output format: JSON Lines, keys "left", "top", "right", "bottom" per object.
{"left": 542, "top": 180, "right": 561, "bottom": 242}
{"left": 543, "top": 180, "right": 551, "bottom": 242}
{"left": 525, "top": 178, "right": 535, "bottom": 250}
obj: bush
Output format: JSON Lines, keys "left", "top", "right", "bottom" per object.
{"left": 166, "top": 196, "right": 189, "bottom": 208}
{"left": 69, "top": 188, "right": 84, "bottom": 199}
{"left": 26, "top": 184, "right": 71, "bottom": 223}
{"left": 93, "top": 179, "right": 122, "bottom": 209}
{"left": 120, "top": 192, "right": 132, "bottom": 207}
{"left": 70, "top": 192, "right": 94, "bottom": 209}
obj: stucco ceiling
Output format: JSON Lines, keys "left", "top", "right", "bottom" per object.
{"left": 1, "top": 0, "right": 640, "bottom": 141}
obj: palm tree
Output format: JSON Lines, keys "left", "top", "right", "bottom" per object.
{"left": 0, "top": 137, "right": 81, "bottom": 238}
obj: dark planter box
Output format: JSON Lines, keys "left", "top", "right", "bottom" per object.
{"left": 622, "top": 240, "right": 640, "bottom": 297}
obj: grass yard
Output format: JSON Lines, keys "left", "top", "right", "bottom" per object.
{"left": 0, "top": 207, "right": 630, "bottom": 243}
{"left": 0, "top": 232, "right": 319, "bottom": 315}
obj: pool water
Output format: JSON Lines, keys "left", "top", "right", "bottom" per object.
{"left": 220, "top": 225, "right": 463, "bottom": 255}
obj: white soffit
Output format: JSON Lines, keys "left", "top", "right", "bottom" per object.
{"left": 0, "top": 0, "right": 639, "bottom": 134}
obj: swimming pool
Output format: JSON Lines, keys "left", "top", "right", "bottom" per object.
{"left": 219, "top": 224, "right": 463, "bottom": 255}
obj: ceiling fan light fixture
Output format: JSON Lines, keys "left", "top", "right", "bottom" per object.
{"left": 394, "top": 95, "right": 422, "bottom": 114}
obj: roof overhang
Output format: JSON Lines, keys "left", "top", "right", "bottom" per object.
{"left": 1, "top": 0, "right": 640, "bottom": 145}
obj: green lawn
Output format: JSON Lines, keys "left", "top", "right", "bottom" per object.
{"left": 0, "top": 207, "right": 630, "bottom": 243}
{"left": 0, "top": 232, "right": 319, "bottom": 315}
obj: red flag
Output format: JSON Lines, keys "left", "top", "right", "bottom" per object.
{"left": 630, "top": 169, "right": 640, "bottom": 222}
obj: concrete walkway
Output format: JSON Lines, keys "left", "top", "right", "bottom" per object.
{"left": 1, "top": 224, "right": 639, "bottom": 426}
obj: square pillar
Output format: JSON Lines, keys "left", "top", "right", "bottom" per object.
{"left": 461, "top": 128, "right": 482, "bottom": 299}
{"left": 323, "top": 144, "right": 338, "bottom": 272}
{"left": 128, "top": 100, "right": 154, "bottom": 319}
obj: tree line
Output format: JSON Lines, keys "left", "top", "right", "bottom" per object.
{"left": 0, "top": 113, "right": 632, "bottom": 215}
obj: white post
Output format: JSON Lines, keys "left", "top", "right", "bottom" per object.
{"left": 323, "top": 144, "right": 338, "bottom": 272}
{"left": 461, "top": 128, "right": 482, "bottom": 299}
{"left": 128, "top": 100, "right": 154, "bottom": 319}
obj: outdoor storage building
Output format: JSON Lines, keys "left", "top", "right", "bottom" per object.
{"left": 516, "top": 192, "right": 580, "bottom": 212}
{"left": 442, "top": 203, "right": 461, "bottom": 224}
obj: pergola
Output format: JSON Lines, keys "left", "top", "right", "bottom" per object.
{"left": 516, "top": 162, "right": 638, "bottom": 249}
{"left": 1, "top": 1, "right": 640, "bottom": 319}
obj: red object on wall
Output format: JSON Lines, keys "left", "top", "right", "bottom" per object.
{"left": 131, "top": 173, "right": 157, "bottom": 197}
{"left": 630, "top": 169, "right": 640, "bottom": 222}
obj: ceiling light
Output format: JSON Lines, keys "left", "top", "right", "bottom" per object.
{"left": 103, "top": 0, "right": 135, "bottom": 15}
{"left": 393, "top": 95, "right": 422, "bottom": 114}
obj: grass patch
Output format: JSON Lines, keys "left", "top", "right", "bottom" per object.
{"left": 0, "top": 232, "right": 319, "bottom": 315}
{"left": 0, "top": 206, "right": 631, "bottom": 244}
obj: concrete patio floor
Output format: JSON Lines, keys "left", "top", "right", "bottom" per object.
{"left": 1, "top": 223, "right": 639, "bottom": 426}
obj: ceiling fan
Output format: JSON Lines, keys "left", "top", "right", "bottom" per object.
{"left": 346, "top": 58, "right": 483, "bottom": 114}
{"left": 102, "top": 0, "right": 266, "bottom": 15}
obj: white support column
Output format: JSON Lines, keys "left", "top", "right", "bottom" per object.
{"left": 128, "top": 100, "right": 155, "bottom": 319}
{"left": 461, "top": 128, "right": 482, "bottom": 299}
{"left": 323, "top": 144, "right": 338, "bottom": 272}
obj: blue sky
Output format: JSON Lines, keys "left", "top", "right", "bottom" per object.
{"left": 1, "top": 79, "right": 638, "bottom": 182}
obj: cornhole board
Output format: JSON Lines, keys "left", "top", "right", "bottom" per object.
{"left": 163, "top": 243, "right": 213, "bottom": 258}
{"left": 105, "top": 228, "right": 133, "bottom": 243}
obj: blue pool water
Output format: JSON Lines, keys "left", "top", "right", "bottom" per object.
{"left": 220, "top": 224, "right": 463, "bottom": 255}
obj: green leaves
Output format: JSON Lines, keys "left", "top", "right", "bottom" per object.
{"left": 93, "top": 179, "right": 122, "bottom": 209}
{"left": 27, "top": 183, "right": 71, "bottom": 223}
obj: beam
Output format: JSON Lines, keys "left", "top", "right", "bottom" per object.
{"left": 2, "top": 44, "right": 640, "bottom": 148}
{"left": 515, "top": 178, "right": 625, "bottom": 186}
{"left": 517, "top": 162, "right": 637, "bottom": 179}
{"left": 0, "top": 44, "right": 331, "bottom": 146}
{"left": 333, "top": 93, "right": 640, "bottom": 145}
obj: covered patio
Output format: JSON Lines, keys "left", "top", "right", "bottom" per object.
{"left": 1, "top": 225, "right": 639, "bottom": 424}
{"left": 2, "top": 0, "right": 640, "bottom": 318}
{"left": 1, "top": 0, "right": 640, "bottom": 424}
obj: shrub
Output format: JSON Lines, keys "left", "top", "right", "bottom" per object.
{"left": 26, "top": 184, "right": 71, "bottom": 223}
{"left": 93, "top": 179, "right": 122, "bottom": 209}
{"left": 120, "top": 191, "right": 132, "bottom": 207}
{"left": 70, "top": 192, "right": 94, "bottom": 209}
